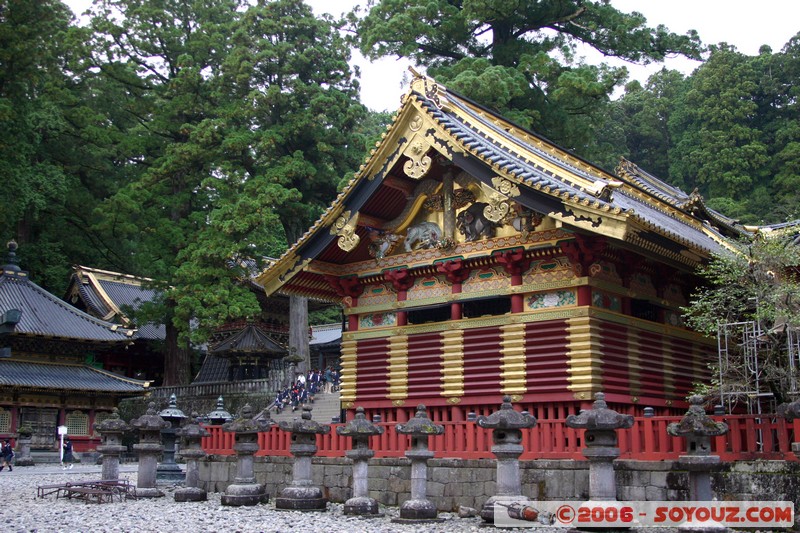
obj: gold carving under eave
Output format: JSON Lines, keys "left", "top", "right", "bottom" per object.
{"left": 492, "top": 176, "right": 521, "bottom": 198}
{"left": 403, "top": 134, "right": 433, "bottom": 179}
{"left": 446, "top": 397, "right": 461, "bottom": 404}
{"left": 480, "top": 177, "right": 519, "bottom": 223}
{"left": 331, "top": 211, "right": 360, "bottom": 252}
{"left": 392, "top": 399, "right": 406, "bottom": 407}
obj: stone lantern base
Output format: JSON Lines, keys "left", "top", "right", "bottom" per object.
{"left": 391, "top": 498, "right": 444, "bottom": 523}
{"left": 275, "top": 486, "right": 327, "bottom": 511}
{"left": 220, "top": 482, "right": 268, "bottom": 506}
{"left": 174, "top": 486, "right": 207, "bottom": 502}
{"left": 134, "top": 487, "right": 165, "bottom": 498}
{"left": 344, "top": 495, "right": 382, "bottom": 517}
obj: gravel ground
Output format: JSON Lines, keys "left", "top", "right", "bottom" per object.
{"left": 0, "top": 464, "right": 557, "bottom": 533}
{"left": 2, "top": 464, "right": 768, "bottom": 533}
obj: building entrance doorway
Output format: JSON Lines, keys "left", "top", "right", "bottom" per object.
{"left": 19, "top": 407, "right": 58, "bottom": 449}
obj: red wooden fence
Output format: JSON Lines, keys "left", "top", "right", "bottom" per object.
{"left": 201, "top": 414, "right": 799, "bottom": 462}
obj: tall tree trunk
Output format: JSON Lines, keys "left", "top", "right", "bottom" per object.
{"left": 162, "top": 299, "right": 191, "bottom": 386}
{"left": 289, "top": 295, "right": 309, "bottom": 377}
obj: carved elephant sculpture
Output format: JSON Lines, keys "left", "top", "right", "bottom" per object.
{"left": 404, "top": 221, "right": 442, "bottom": 252}
{"left": 457, "top": 202, "right": 495, "bottom": 241}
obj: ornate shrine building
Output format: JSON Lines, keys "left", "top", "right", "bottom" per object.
{"left": 65, "top": 265, "right": 166, "bottom": 384}
{"left": 255, "top": 74, "right": 743, "bottom": 424}
{"left": 0, "top": 244, "right": 150, "bottom": 451}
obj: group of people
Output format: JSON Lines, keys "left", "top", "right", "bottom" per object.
{"left": 0, "top": 435, "right": 74, "bottom": 471}
{"left": 269, "top": 367, "right": 340, "bottom": 414}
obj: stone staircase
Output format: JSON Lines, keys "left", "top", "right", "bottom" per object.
{"left": 266, "top": 390, "right": 342, "bottom": 425}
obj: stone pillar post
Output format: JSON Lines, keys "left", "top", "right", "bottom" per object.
{"left": 476, "top": 396, "right": 537, "bottom": 523}
{"left": 565, "top": 392, "right": 633, "bottom": 501}
{"left": 221, "top": 404, "right": 272, "bottom": 506}
{"left": 336, "top": 406, "right": 385, "bottom": 516}
{"left": 174, "top": 413, "right": 209, "bottom": 502}
{"left": 131, "top": 402, "right": 170, "bottom": 498}
{"left": 276, "top": 405, "right": 331, "bottom": 511}
{"left": 94, "top": 408, "right": 130, "bottom": 481}
{"left": 393, "top": 404, "right": 444, "bottom": 523}
{"left": 667, "top": 395, "right": 728, "bottom": 501}
{"left": 14, "top": 423, "right": 34, "bottom": 466}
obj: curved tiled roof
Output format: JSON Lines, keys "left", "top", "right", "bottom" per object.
{"left": 254, "top": 74, "right": 745, "bottom": 297}
{"left": 0, "top": 359, "right": 148, "bottom": 392}
{"left": 0, "top": 272, "right": 134, "bottom": 342}
{"left": 210, "top": 324, "right": 286, "bottom": 356}
{"left": 67, "top": 266, "right": 165, "bottom": 341}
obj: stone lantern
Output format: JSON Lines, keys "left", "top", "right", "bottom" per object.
{"left": 276, "top": 404, "right": 331, "bottom": 511}
{"left": 157, "top": 393, "right": 188, "bottom": 483}
{"left": 94, "top": 408, "right": 130, "bottom": 481}
{"left": 206, "top": 396, "right": 233, "bottom": 425}
{"left": 667, "top": 395, "right": 728, "bottom": 501}
{"left": 174, "top": 413, "right": 209, "bottom": 502}
{"left": 221, "top": 404, "right": 272, "bottom": 506}
{"left": 14, "top": 423, "right": 34, "bottom": 466}
{"left": 131, "top": 402, "right": 170, "bottom": 498}
{"left": 393, "top": 404, "right": 444, "bottom": 523}
{"left": 336, "top": 406, "right": 385, "bottom": 516}
{"left": 476, "top": 395, "right": 537, "bottom": 523}
{"left": 565, "top": 392, "right": 633, "bottom": 501}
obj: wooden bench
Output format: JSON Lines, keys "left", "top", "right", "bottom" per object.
{"left": 37, "top": 479, "right": 136, "bottom": 502}
{"left": 63, "top": 486, "right": 115, "bottom": 504}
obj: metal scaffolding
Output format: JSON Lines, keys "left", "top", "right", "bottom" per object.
{"left": 717, "top": 319, "right": 800, "bottom": 415}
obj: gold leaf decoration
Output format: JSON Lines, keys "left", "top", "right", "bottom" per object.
{"left": 403, "top": 139, "right": 432, "bottom": 179}
{"left": 492, "top": 177, "right": 521, "bottom": 197}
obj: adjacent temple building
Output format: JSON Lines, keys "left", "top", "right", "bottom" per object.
{"left": 0, "top": 244, "right": 150, "bottom": 451}
{"left": 256, "top": 74, "right": 746, "bottom": 424}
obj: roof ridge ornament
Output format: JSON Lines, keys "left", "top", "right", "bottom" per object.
{"left": 2, "top": 241, "right": 22, "bottom": 274}
{"left": 407, "top": 68, "right": 448, "bottom": 110}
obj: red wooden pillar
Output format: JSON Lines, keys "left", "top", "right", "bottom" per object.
{"left": 325, "top": 275, "right": 364, "bottom": 332}
{"left": 494, "top": 249, "right": 530, "bottom": 312}
{"left": 385, "top": 268, "right": 415, "bottom": 326}
{"left": 436, "top": 259, "right": 470, "bottom": 320}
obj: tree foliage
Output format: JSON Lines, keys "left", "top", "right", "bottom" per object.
{"left": 614, "top": 36, "right": 800, "bottom": 224}
{"left": 355, "top": 0, "right": 702, "bottom": 160}
{"left": 82, "top": 0, "right": 364, "bottom": 384}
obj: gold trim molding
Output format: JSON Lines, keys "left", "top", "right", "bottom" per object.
{"left": 331, "top": 211, "right": 360, "bottom": 252}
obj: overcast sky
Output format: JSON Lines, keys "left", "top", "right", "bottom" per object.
{"left": 65, "top": 0, "right": 799, "bottom": 111}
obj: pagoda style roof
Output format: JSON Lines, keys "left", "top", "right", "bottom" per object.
{"left": 209, "top": 323, "right": 286, "bottom": 357}
{"left": 65, "top": 266, "right": 165, "bottom": 341}
{"left": 255, "top": 74, "right": 742, "bottom": 302}
{"left": 0, "top": 359, "right": 149, "bottom": 392}
{"left": 0, "top": 245, "right": 134, "bottom": 343}
{"left": 192, "top": 354, "right": 229, "bottom": 383}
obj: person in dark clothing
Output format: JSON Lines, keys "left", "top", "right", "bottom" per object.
{"left": 62, "top": 436, "right": 74, "bottom": 469}
{"left": 0, "top": 439, "right": 13, "bottom": 471}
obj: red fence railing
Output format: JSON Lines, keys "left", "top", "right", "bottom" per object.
{"left": 201, "top": 415, "right": 799, "bottom": 462}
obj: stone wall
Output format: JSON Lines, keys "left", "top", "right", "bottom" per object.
{"left": 196, "top": 456, "right": 800, "bottom": 512}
